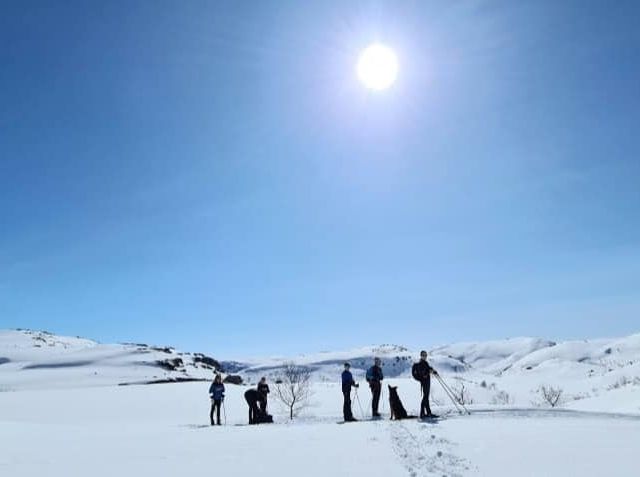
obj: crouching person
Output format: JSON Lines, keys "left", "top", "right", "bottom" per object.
{"left": 244, "top": 388, "right": 273, "bottom": 425}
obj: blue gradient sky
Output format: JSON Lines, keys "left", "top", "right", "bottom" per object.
{"left": 1, "top": 1, "right": 639, "bottom": 357}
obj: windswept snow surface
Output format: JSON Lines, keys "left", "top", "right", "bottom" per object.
{"left": 1, "top": 329, "right": 639, "bottom": 476}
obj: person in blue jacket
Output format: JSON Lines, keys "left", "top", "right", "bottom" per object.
{"left": 341, "top": 362, "right": 359, "bottom": 422}
{"left": 208, "top": 374, "right": 225, "bottom": 426}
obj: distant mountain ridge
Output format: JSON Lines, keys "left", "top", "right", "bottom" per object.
{"left": 223, "top": 334, "right": 640, "bottom": 385}
{"left": 1, "top": 329, "right": 639, "bottom": 393}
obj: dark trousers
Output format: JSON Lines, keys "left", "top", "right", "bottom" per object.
{"left": 420, "top": 379, "right": 432, "bottom": 417}
{"left": 210, "top": 399, "right": 222, "bottom": 425}
{"left": 260, "top": 397, "right": 268, "bottom": 414}
{"left": 248, "top": 403, "right": 260, "bottom": 424}
{"left": 245, "top": 396, "right": 260, "bottom": 424}
{"left": 370, "top": 381, "right": 381, "bottom": 415}
{"left": 343, "top": 389, "right": 354, "bottom": 420}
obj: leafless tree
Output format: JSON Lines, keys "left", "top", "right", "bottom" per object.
{"left": 274, "top": 363, "right": 314, "bottom": 419}
{"left": 538, "top": 385, "right": 563, "bottom": 407}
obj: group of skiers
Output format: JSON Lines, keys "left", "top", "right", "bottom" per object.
{"left": 208, "top": 351, "right": 438, "bottom": 425}
{"left": 341, "top": 350, "right": 438, "bottom": 422}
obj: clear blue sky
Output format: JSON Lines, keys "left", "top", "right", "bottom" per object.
{"left": 1, "top": 1, "right": 639, "bottom": 358}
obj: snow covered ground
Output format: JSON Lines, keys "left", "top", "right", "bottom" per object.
{"left": 0, "top": 329, "right": 219, "bottom": 390}
{"left": 1, "top": 329, "right": 639, "bottom": 476}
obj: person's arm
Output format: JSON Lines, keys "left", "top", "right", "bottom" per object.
{"left": 266, "top": 384, "right": 270, "bottom": 394}
{"left": 428, "top": 362, "right": 438, "bottom": 375}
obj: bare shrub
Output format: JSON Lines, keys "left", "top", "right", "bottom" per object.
{"left": 450, "top": 382, "right": 473, "bottom": 405}
{"left": 538, "top": 385, "right": 563, "bottom": 407}
{"left": 274, "top": 363, "right": 314, "bottom": 419}
{"left": 607, "top": 376, "right": 640, "bottom": 390}
{"left": 490, "top": 390, "right": 513, "bottom": 406}
{"left": 570, "top": 392, "right": 591, "bottom": 401}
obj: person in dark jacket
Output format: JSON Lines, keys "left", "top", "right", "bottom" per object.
{"left": 244, "top": 388, "right": 267, "bottom": 425}
{"left": 208, "top": 374, "right": 225, "bottom": 426}
{"left": 411, "top": 350, "right": 439, "bottom": 418}
{"left": 257, "top": 376, "right": 270, "bottom": 414}
{"left": 366, "top": 357, "right": 384, "bottom": 417}
{"left": 341, "top": 362, "right": 359, "bottom": 422}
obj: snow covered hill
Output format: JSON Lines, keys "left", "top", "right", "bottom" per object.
{"left": 1, "top": 329, "right": 639, "bottom": 413}
{"left": 225, "top": 334, "right": 640, "bottom": 414}
{"left": 231, "top": 334, "right": 640, "bottom": 381}
{"left": 0, "top": 329, "right": 222, "bottom": 390}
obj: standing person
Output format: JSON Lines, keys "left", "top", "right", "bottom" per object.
{"left": 366, "top": 357, "right": 384, "bottom": 417}
{"left": 257, "top": 377, "right": 270, "bottom": 414}
{"left": 208, "top": 374, "right": 225, "bottom": 426}
{"left": 244, "top": 388, "right": 266, "bottom": 425}
{"left": 341, "top": 362, "right": 359, "bottom": 422}
{"left": 412, "top": 350, "right": 439, "bottom": 418}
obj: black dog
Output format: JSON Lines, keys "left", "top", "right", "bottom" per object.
{"left": 255, "top": 410, "right": 274, "bottom": 424}
{"left": 388, "top": 385, "right": 415, "bottom": 420}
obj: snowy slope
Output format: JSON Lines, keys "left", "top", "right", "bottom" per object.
{"left": 0, "top": 329, "right": 221, "bottom": 390}
{"left": 2, "top": 329, "right": 639, "bottom": 412}
{"left": 222, "top": 334, "right": 640, "bottom": 415}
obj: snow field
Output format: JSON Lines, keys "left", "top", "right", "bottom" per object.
{"left": 2, "top": 381, "right": 640, "bottom": 477}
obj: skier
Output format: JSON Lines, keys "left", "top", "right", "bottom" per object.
{"left": 341, "top": 362, "right": 359, "bottom": 422}
{"left": 257, "top": 376, "right": 270, "bottom": 414}
{"left": 208, "top": 374, "right": 225, "bottom": 426}
{"left": 412, "top": 350, "right": 439, "bottom": 418}
{"left": 244, "top": 388, "right": 267, "bottom": 425}
{"left": 366, "top": 357, "right": 384, "bottom": 417}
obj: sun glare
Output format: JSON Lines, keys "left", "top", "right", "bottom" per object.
{"left": 356, "top": 44, "right": 398, "bottom": 91}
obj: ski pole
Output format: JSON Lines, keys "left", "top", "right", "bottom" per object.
{"left": 436, "top": 374, "right": 470, "bottom": 415}
{"left": 354, "top": 388, "right": 365, "bottom": 419}
{"left": 434, "top": 374, "right": 460, "bottom": 412}
{"left": 438, "top": 374, "right": 470, "bottom": 414}
{"left": 434, "top": 375, "right": 462, "bottom": 414}
{"left": 436, "top": 376, "right": 463, "bottom": 414}
{"left": 223, "top": 400, "right": 227, "bottom": 425}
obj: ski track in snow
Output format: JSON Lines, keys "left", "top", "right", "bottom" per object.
{"left": 388, "top": 420, "right": 474, "bottom": 477}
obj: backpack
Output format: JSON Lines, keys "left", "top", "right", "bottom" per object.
{"left": 411, "top": 363, "right": 421, "bottom": 382}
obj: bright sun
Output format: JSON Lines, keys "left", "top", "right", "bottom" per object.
{"left": 356, "top": 44, "right": 398, "bottom": 91}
